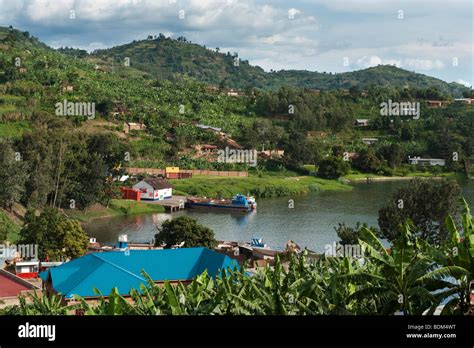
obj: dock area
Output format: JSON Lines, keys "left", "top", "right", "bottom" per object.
{"left": 146, "top": 195, "right": 187, "bottom": 212}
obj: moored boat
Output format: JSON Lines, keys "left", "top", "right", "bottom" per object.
{"left": 186, "top": 194, "right": 257, "bottom": 212}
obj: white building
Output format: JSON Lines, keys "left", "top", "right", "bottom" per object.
{"left": 362, "top": 137, "right": 378, "bottom": 145}
{"left": 133, "top": 178, "right": 173, "bottom": 201}
{"left": 408, "top": 157, "right": 446, "bottom": 166}
{"left": 355, "top": 119, "right": 369, "bottom": 127}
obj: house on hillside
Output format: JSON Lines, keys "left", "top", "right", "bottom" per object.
{"left": 408, "top": 157, "right": 446, "bottom": 166}
{"left": 61, "top": 83, "right": 74, "bottom": 93}
{"left": 258, "top": 149, "right": 285, "bottom": 159}
{"left": 133, "top": 177, "right": 172, "bottom": 200}
{"left": 454, "top": 98, "right": 473, "bottom": 105}
{"left": 206, "top": 85, "right": 219, "bottom": 93}
{"left": 226, "top": 88, "right": 242, "bottom": 97}
{"left": 355, "top": 119, "right": 369, "bottom": 127}
{"left": 196, "top": 123, "right": 222, "bottom": 133}
{"left": 362, "top": 137, "right": 379, "bottom": 145}
{"left": 123, "top": 122, "right": 146, "bottom": 133}
{"left": 427, "top": 100, "right": 450, "bottom": 108}
{"left": 201, "top": 144, "right": 218, "bottom": 154}
{"left": 39, "top": 248, "right": 238, "bottom": 302}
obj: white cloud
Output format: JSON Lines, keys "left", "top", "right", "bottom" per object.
{"left": 402, "top": 58, "right": 444, "bottom": 70}
{"left": 356, "top": 55, "right": 383, "bottom": 68}
{"left": 456, "top": 79, "right": 472, "bottom": 87}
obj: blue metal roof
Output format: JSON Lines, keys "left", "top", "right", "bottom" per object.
{"left": 39, "top": 248, "right": 237, "bottom": 299}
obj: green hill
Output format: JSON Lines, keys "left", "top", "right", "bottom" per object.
{"left": 91, "top": 34, "right": 469, "bottom": 96}
{"left": 1, "top": 26, "right": 468, "bottom": 96}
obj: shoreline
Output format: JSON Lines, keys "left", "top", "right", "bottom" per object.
{"left": 67, "top": 200, "right": 166, "bottom": 224}
{"left": 346, "top": 176, "right": 447, "bottom": 183}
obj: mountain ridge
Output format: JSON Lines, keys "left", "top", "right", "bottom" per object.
{"left": 1, "top": 26, "right": 470, "bottom": 97}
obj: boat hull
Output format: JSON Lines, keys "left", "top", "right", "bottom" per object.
{"left": 187, "top": 201, "right": 252, "bottom": 212}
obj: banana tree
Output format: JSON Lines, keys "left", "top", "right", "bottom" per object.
{"left": 434, "top": 198, "right": 474, "bottom": 314}
{"left": 344, "top": 224, "right": 469, "bottom": 315}
{"left": 18, "top": 291, "right": 71, "bottom": 315}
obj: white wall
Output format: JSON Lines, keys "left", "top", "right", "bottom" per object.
{"left": 133, "top": 181, "right": 154, "bottom": 200}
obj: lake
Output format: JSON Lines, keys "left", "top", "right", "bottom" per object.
{"left": 85, "top": 179, "right": 474, "bottom": 253}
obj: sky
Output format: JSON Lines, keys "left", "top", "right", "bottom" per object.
{"left": 1, "top": 0, "right": 473, "bottom": 87}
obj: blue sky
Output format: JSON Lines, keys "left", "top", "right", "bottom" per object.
{"left": 1, "top": 0, "right": 473, "bottom": 86}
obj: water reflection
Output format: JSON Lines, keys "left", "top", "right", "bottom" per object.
{"left": 85, "top": 180, "right": 474, "bottom": 253}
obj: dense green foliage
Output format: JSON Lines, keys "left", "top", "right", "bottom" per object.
{"left": 317, "top": 156, "right": 350, "bottom": 179}
{"left": 19, "top": 208, "right": 89, "bottom": 260}
{"left": 378, "top": 179, "right": 461, "bottom": 244}
{"left": 334, "top": 222, "right": 372, "bottom": 245}
{"left": 154, "top": 216, "right": 218, "bottom": 249}
{"left": 0, "top": 210, "right": 20, "bottom": 242}
{"left": 0, "top": 140, "right": 28, "bottom": 210}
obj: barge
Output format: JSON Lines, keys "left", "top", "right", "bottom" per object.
{"left": 186, "top": 194, "right": 257, "bottom": 212}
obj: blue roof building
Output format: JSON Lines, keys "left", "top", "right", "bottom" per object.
{"left": 39, "top": 247, "right": 237, "bottom": 299}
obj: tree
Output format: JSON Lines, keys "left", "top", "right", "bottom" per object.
{"left": 0, "top": 141, "right": 28, "bottom": 210}
{"left": 283, "top": 131, "right": 310, "bottom": 166}
{"left": 344, "top": 225, "right": 468, "bottom": 315}
{"left": 317, "top": 156, "right": 350, "bottom": 179}
{"left": 154, "top": 216, "right": 218, "bottom": 249}
{"left": 376, "top": 142, "right": 405, "bottom": 168}
{"left": 353, "top": 147, "right": 381, "bottom": 173}
{"left": 306, "top": 138, "right": 326, "bottom": 169}
{"left": 335, "top": 222, "right": 372, "bottom": 245}
{"left": 378, "top": 179, "right": 461, "bottom": 244}
{"left": 19, "top": 208, "right": 89, "bottom": 261}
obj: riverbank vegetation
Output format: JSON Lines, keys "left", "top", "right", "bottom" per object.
{"left": 65, "top": 199, "right": 165, "bottom": 223}
{"left": 170, "top": 173, "right": 351, "bottom": 198}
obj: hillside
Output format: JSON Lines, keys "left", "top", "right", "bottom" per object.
{"left": 0, "top": 25, "right": 473, "bottom": 221}
{"left": 268, "top": 66, "right": 469, "bottom": 97}
{"left": 1, "top": 26, "right": 468, "bottom": 96}
{"left": 92, "top": 36, "right": 269, "bottom": 89}
{"left": 91, "top": 34, "right": 469, "bottom": 96}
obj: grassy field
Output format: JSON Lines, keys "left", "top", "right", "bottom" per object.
{"left": 0, "top": 209, "right": 21, "bottom": 243}
{"left": 0, "top": 121, "right": 31, "bottom": 139}
{"left": 170, "top": 173, "right": 351, "bottom": 198}
{"left": 66, "top": 199, "right": 165, "bottom": 222}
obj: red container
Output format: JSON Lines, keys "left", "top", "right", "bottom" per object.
{"left": 121, "top": 187, "right": 141, "bottom": 201}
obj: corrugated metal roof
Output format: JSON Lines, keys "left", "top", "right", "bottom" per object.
{"left": 0, "top": 272, "right": 36, "bottom": 297}
{"left": 142, "top": 178, "right": 173, "bottom": 190}
{"left": 40, "top": 248, "right": 237, "bottom": 298}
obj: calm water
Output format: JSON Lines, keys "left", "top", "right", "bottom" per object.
{"left": 85, "top": 180, "right": 474, "bottom": 253}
